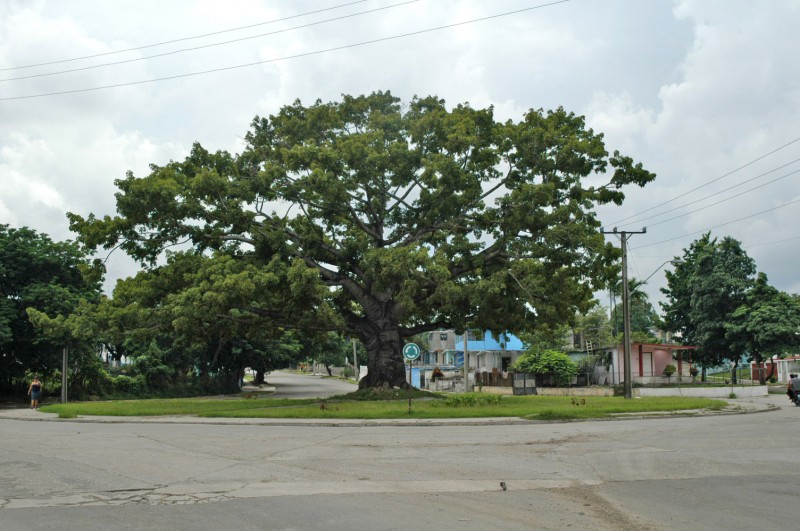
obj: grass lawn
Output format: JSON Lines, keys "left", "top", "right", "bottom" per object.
{"left": 40, "top": 393, "right": 726, "bottom": 420}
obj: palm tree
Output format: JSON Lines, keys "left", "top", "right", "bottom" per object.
{"left": 609, "top": 277, "right": 648, "bottom": 336}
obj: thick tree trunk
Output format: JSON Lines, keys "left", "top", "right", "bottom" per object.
{"left": 756, "top": 359, "right": 775, "bottom": 385}
{"left": 253, "top": 370, "right": 265, "bottom": 386}
{"left": 357, "top": 322, "right": 408, "bottom": 389}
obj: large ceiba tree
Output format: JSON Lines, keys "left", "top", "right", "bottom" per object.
{"left": 69, "top": 91, "right": 654, "bottom": 388}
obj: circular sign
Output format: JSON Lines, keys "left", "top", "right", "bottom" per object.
{"left": 402, "top": 343, "right": 421, "bottom": 361}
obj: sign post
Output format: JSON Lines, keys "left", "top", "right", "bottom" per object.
{"left": 402, "top": 343, "right": 421, "bottom": 413}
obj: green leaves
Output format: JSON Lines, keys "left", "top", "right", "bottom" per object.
{"left": 70, "top": 92, "right": 656, "bottom": 388}
{"left": 0, "top": 225, "right": 103, "bottom": 388}
{"left": 660, "top": 233, "right": 788, "bottom": 370}
{"left": 726, "top": 272, "right": 800, "bottom": 367}
{"left": 512, "top": 349, "right": 578, "bottom": 387}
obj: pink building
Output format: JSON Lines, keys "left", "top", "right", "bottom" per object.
{"left": 608, "top": 343, "right": 696, "bottom": 384}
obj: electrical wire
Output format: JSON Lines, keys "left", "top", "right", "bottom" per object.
{"left": 644, "top": 167, "right": 800, "bottom": 229}
{"left": 0, "top": 0, "right": 419, "bottom": 83}
{"left": 615, "top": 157, "right": 800, "bottom": 228}
{"left": 0, "top": 0, "right": 371, "bottom": 72}
{"left": 744, "top": 234, "right": 800, "bottom": 250}
{"left": 606, "top": 135, "right": 800, "bottom": 227}
{"left": 631, "top": 196, "right": 800, "bottom": 250}
{"left": 0, "top": 1, "right": 571, "bottom": 102}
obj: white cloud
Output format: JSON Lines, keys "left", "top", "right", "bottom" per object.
{"left": 1, "top": 0, "right": 799, "bottom": 304}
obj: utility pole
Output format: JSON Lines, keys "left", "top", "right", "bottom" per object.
{"left": 351, "top": 338, "right": 359, "bottom": 381}
{"left": 463, "top": 332, "right": 470, "bottom": 392}
{"left": 601, "top": 227, "right": 646, "bottom": 399}
{"left": 61, "top": 346, "right": 68, "bottom": 404}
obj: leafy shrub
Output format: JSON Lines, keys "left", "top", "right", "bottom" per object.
{"left": 111, "top": 374, "right": 146, "bottom": 395}
{"left": 663, "top": 364, "right": 676, "bottom": 382}
{"left": 512, "top": 349, "right": 577, "bottom": 386}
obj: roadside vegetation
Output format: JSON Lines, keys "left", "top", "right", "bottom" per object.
{"left": 40, "top": 393, "right": 725, "bottom": 420}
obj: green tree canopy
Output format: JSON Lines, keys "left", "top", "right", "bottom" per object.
{"left": 69, "top": 91, "right": 655, "bottom": 388}
{"left": 0, "top": 225, "right": 102, "bottom": 392}
{"left": 661, "top": 234, "right": 756, "bottom": 375}
{"left": 726, "top": 272, "right": 800, "bottom": 383}
{"left": 108, "top": 251, "right": 324, "bottom": 390}
{"left": 512, "top": 349, "right": 577, "bottom": 386}
{"left": 574, "top": 304, "right": 614, "bottom": 350}
{"left": 609, "top": 277, "right": 661, "bottom": 339}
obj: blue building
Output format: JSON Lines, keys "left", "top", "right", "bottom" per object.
{"left": 451, "top": 330, "right": 526, "bottom": 372}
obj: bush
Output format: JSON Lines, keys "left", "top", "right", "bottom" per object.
{"left": 663, "top": 364, "right": 676, "bottom": 382}
{"left": 444, "top": 394, "right": 503, "bottom": 407}
{"left": 512, "top": 349, "right": 577, "bottom": 387}
{"left": 111, "top": 374, "right": 146, "bottom": 396}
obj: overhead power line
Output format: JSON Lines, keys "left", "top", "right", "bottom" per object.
{"left": 0, "top": 0, "right": 571, "bottom": 102}
{"left": 607, "top": 135, "right": 800, "bottom": 226}
{"left": 0, "top": 0, "right": 371, "bottom": 72}
{"left": 0, "top": 0, "right": 419, "bottom": 83}
{"left": 617, "top": 157, "right": 800, "bottom": 228}
{"left": 744, "top": 234, "right": 800, "bottom": 250}
{"left": 645, "top": 167, "right": 800, "bottom": 229}
{"left": 631, "top": 196, "right": 800, "bottom": 250}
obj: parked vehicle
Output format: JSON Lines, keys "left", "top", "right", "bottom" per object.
{"left": 787, "top": 373, "right": 800, "bottom": 406}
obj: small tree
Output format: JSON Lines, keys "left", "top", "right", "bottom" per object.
{"left": 513, "top": 349, "right": 577, "bottom": 387}
{"left": 663, "top": 363, "right": 676, "bottom": 383}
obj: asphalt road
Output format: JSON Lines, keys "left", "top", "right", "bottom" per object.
{"left": 264, "top": 370, "right": 358, "bottom": 398}
{"left": 0, "top": 382, "right": 797, "bottom": 530}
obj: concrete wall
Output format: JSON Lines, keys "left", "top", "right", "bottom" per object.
{"left": 477, "top": 386, "right": 514, "bottom": 395}
{"left": 635, "top": 386, "right": 768, "bottom": 398}
{"left": 536, "top": 387, "right": 615, "bottom": 397}
{"left": 477, "top": 387, "right": 614, "bottom": 397}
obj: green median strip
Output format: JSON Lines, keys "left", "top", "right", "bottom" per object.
{"left": 40, "top": 394, "right": 727, "bottom": 420}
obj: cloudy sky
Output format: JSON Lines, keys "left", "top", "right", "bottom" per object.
{"left": 1, "top": 0, "right": 799, "bottom": 308}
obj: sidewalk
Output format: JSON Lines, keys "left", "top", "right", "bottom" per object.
{"left": 0, "top": 396, "right": 782, "bottom": 427}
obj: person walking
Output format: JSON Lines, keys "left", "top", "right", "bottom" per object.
{"left": 27, "top": 376, "right": 43, "bottom": 409}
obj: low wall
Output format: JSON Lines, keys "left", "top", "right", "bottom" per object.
{"left": 536, "top": 387, "right": 614, "bottom": 397}
{"left": 477, "top": 386, "right": 514, "bottom": 395}
{"left": 635, "top": 385, "right": 768, "bottom": 398}
{"left": 478, "top": 387, "right": 614, "bottom": 397}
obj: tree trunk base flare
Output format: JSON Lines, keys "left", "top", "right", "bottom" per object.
{"left": 357, "top": 347, "right": 408, "bottom": 389}
{"left": 358, "top": 372, "right": 409, "bottom": 390}
{"left": 354, "top": 322, "right": 408, "bottom": 389}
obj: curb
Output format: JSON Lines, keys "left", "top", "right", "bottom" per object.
{"left": 0, "top": 402, "right": 781, "bottom": 427}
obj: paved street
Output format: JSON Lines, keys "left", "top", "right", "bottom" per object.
{"left": 263, "top": 370, "right": 358, "bottom": 399}
{"left": 0, "top": 381, "right": 797, "bottom": 530}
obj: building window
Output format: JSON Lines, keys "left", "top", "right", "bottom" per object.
{"left": 440, "top": 333, "right": 448, "bottom": 341}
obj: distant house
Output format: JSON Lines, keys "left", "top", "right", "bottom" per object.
{"left": 751, "top": 356, "right": 799, "bottom": 383}
{"left": 424, "top": 330, "right": 456, "bottom": 365}
{"left": 424, "top": 329, "right": 527, "bottom": 370}
{"left": 604, "top": 343, "right": 697, "bottom": 384}
{"left": 453, "top": 330, "right": 526, "bottom": 373}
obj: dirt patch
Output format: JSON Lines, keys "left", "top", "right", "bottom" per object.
{"left": 552, "top": 483, "right": 659, "bottom": 530}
